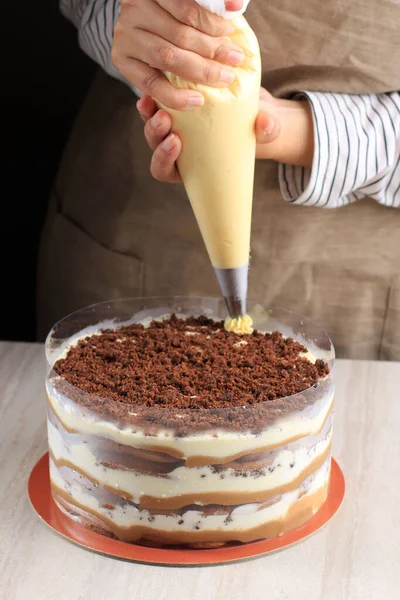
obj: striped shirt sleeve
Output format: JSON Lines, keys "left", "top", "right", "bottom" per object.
{"left": 60, "top": 0, "right": 140, "bottom": 94}
{"left": 279, "top": 92, "right": 400, "bottom": 208}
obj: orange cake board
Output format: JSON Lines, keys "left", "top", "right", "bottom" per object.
{"left": 28, "top": 454, "right": 345, "bottom": 567}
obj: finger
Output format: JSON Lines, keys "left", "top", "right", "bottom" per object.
{"left": 128, "top": 30, "right": 236, "bottom": 87}
{"left": 111, "top": 56, "right": 204, "bottom": 109}
{"left": 144, "top": 110, "right": 173, "bottom": 151}
{"left": 259, "top": 87, "right": 270, "bottom": 101}
{"left": 136, "top": 95, "right": 158, "bottom": 121}
{"left": 255, "top": 110, "right": 280, "bottom": 144}
{"left": 122, "top": 1, "right": 244, "bottom": 67}
{"left": 157, "top": 0, "right": 234, "bottom": 37}
{"left": 150, "top": 133, "right": 182, "bottom": 183}
{"left": 259, "top": 87, "right": 275, "bottom": 103}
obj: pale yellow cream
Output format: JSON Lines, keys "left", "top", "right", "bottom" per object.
{"left": 224, "top": 314, "right": 254, "bottom": 335}
{"left": 162, "top": 17, "right": 261, "bottom": 270}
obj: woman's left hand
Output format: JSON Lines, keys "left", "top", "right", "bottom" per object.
{"left": 137, "top": 88, "right": 281, "bottom": 182}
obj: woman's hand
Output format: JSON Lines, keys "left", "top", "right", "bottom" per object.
{"left": 137, "top": 88, "right": 282, "bottom": 182}
{"left": 111, "top": 0, "right": 246, "bottom": 110}
{"left": 137, "top": 87, "right": 314, "bottom": 181}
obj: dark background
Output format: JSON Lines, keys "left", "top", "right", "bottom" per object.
{"left": 1, "top": 3, "right": 96, "bottom": 341}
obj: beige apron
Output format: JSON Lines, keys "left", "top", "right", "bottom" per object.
{"left": 37, "top": 0, "right": 400, "bottom": 360}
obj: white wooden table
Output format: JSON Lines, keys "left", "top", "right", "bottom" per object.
{"left": 1, "top": 341, "right": 399, "bottom": 600}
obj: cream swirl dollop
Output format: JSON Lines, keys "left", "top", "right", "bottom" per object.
{"left": 224, "top": 314, "right": 254, "bottom": 335}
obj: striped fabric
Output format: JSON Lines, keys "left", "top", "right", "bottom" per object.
{"left": 61, "top": 1, "right": 400, "bottom": 209}
{"left": 279, "top": 92, "right": 400, "bottom": 208}
{"left": 61, "top": 0, "right": 125, "bottom": 84}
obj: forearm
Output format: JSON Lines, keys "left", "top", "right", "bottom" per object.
{"left": 60, "top": 0, "right": 138, "bottom": 92}
{"left": 257, "top": 99, "right": 314, "bottom": 167}
{"left": 277, "top": 91, "right": 400, "bottom": 208}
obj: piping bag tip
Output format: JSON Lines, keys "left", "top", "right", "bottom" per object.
{"left": 213, "top": 264, "right": 248, "bottom": 319}
{"left": 223, "top": 295, "right": 247, "bottom": 320}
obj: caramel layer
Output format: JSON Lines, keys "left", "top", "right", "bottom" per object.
{"left": 48, "top": 396, "right": 185, "bottom": 459}
{"left": 49, "top": 450, "right": 100, "bottom": 488}
{"left": 49, "top": 451, "right": 134, "bottom": 501}
{"left": 140, "top": 443, "right": 331, "bottom": 510}
{"left": 48, "top": 395, "right": 333, "bottom": 468}
{"left": 48, "top": 405, "right": 185, "bottom": 474}
{"left": 52, "top": 479, "right": 330, "bottom": 545}
{"left": 187, "top": 402, "right": 333, "bottom": 467}
{"left": 47, "top": 397, "right": 79, "bottom": 435}
{"left": 47, "top": 399, "right": 184, "bottom": 460}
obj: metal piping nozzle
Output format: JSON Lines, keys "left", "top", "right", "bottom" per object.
{"left": 214, "top": 264, "right": 248, "bottom": 319}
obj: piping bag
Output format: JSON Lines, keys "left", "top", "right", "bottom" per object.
{"left": 160, "top": 0, "right": 261, "bottom": 332}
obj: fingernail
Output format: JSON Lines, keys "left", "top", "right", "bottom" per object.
{"left": 263, "top": 117, "right": 275, "bottom": 136}
{"left": 226, "top": 49, "right": 244, "bottom": 66}
{"left": 225, "top": 0, "right": 242, "bottom": 11}
{"left": 136, "top": 99, "right": 144, "bottom": 114}
{"left": 186, "top": 95, "right": 204, "bottom": 108}
{"left": 151, "top": 114, "right": 162, "bottom": 129}
{"left": 162, "top": 134, "right": 176, "bottom": 152}
{"left": 220, "top": 68, "right": 235, "bottom": 84}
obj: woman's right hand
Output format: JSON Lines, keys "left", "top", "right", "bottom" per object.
{"left": 111, "top": 0, "right": 245, "bottom": 110}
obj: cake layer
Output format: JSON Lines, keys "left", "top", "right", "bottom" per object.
{"left": 48, "top": 404, "right": 333, "bottom": 475}
{"left": 48, "top": 418, "right": 332, "bottom": 508}
{"left": 47, "top": 384, "right": 333, "bottom": 462}
{"left": 50, "top": 457, "right": 330, "bottom": 544}
{"left": 52, "top": 463, "right": 285, "bottom": 516}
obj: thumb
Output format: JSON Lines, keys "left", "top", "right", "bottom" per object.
{"left": 255, "top": 106, "right": 280, "bottom": 145}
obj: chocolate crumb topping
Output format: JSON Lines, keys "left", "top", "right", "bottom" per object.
{"left": 51, "top": 315, "right": 331, "bottom": 434}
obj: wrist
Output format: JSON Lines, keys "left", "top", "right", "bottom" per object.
{"left": 256, "top": 99, "right": 314, "bottom": 168}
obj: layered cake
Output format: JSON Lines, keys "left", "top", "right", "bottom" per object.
{"left": 46, "top": 314, "right": 333, "bottom": 548}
